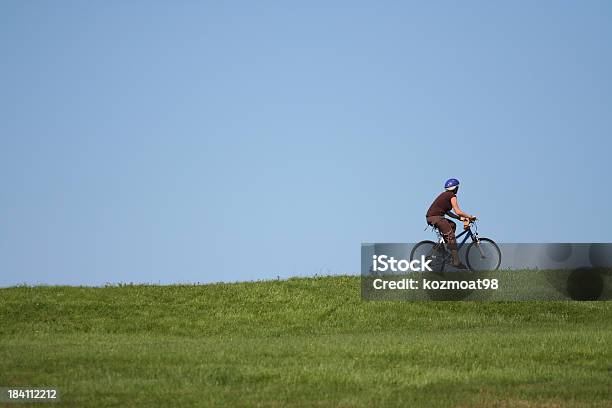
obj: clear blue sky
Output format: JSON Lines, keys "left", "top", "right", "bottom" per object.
{"left": 1, "top": 1, "right": 610, "bottom": 286}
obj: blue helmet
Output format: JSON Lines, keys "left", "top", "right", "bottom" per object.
{"left": 444, "top": 178, "right": 460, "bottom": 190}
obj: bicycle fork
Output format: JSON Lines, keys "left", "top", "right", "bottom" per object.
{"left": 472, "top": 235, "right": 486, "bottom": 259}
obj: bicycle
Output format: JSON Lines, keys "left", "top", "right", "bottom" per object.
{"left": 410, "top": 219, "right": 501, "bottom": 272}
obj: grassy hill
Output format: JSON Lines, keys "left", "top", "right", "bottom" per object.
{"left": 1, "top": 276, "right": 611, "bottom": 407}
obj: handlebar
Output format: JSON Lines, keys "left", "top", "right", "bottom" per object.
{"left": 462, "top": 217, "right": 477, "bottom": 230}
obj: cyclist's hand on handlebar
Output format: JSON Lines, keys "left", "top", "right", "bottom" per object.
{"left": 462, "top": 216, "right": 477, "bottom": 229}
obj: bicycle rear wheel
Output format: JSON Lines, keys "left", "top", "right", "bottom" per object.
{"left": 466, "top": 238, "right": 501, "bottom": 271}
{"left": 411, "top": 240, "right": 447, "bottom": 272}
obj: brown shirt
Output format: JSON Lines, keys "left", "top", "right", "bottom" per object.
{"left": 426, "top": 190, "right": 456, "bottom": 217}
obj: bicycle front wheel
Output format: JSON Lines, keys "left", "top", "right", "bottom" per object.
{"left": 466, "top": 238, "right": 501, "bottom": 271}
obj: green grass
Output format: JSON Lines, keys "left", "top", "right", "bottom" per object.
{"left": 1, "top": 276, "right": 611, "bottom": 407}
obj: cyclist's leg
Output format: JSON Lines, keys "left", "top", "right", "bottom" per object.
{"left": 436, "top": 218, "right": 456, "bottom": 249}
{"left": 437, "top": 218, "right": 466, "bottom": 268}
{"left": 427, "top": 216, "right": 455, "bottom": 248}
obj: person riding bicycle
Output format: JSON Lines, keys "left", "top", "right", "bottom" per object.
{"left": 425, "top": 178, "right": 476, "bottom": 270}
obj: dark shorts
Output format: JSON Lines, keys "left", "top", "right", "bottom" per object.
{"left": 426, "top": 216, "right": 457, "bottom": 249}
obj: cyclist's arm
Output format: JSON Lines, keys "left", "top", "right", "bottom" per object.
{"left": 450, "top": 196, "right": 474, "bottom": 220}
{"left": 445, "top": 211, "right": 461, "bottom": 220}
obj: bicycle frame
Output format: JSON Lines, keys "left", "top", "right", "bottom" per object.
{"left": 456, "top": 226, "right": 478, "bottom": 250}
{"left": 418, "top": 220, "right": 496, "bottom": 269}
{"left": 435, "top": 222, "right": 480, "bottom": 252}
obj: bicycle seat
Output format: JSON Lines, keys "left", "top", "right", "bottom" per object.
{"left": 425, "top": 223, "right": 442, "bottom": 233}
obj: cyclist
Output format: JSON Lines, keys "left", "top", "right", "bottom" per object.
{"left": 425, "top": 178, "right": 476, "bottom": 269}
